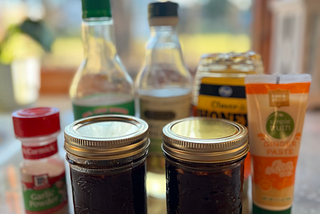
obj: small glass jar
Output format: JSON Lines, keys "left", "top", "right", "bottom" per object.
{"left": 162, "top": 117, "right": 249, "bottom": 214}
{"left": 64, "top": 115, "right": 149, "bottom": 214}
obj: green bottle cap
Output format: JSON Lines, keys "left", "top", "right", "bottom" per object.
{"left": 253, "top": 204, "right": 292, "bottom": 214}
{"left": 81, "top": 0, "right": 112, "bottom": 19}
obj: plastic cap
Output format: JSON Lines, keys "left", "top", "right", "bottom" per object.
{"left": 148, "top": 1, "right": 178, "bottom": 18}
{"left": 253, "top": 204, "right": 291, "bottom": 214}
{"left": 12, "top": 107, "right": 60, "bottom": 138}
{"left": 81, "top": 0, "right": 112, "bottom": 19}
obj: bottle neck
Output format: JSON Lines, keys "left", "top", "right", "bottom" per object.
{"left": 145, "top": 26, "right": 185, "bottom": 65}
{"left": 82, "top": 17, "right": 116, "bottom": 60}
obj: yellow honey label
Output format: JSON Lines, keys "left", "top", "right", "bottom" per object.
{"left": 194, "top": 77, "right": 247, "bottom": 126}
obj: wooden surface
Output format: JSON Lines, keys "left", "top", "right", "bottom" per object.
{"left": 40, "top": 67, "right": 76, "bottom": 95}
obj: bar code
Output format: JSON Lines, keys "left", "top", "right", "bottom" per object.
{"left": 34, "top": 175, "right": 49, "bottom": 187}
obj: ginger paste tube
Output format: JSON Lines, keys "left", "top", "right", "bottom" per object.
{"left": 245, "top": 74, "right": 311, "bottom": 214}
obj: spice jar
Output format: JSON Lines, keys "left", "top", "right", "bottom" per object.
{"left": 162, "top": 117, "right": 249, "bottom": 214}
{"left": 12, "top": 107, "right": 69, "bottom": 214}
{"left": 64, "top": 115, "right": 149, "bottom": 214}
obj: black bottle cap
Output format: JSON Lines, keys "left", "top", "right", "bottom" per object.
{"left": 148, "top": 1, "right": 178, "bottom": 18}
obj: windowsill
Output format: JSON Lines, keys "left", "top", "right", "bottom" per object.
{"left": 40, "top": 66, "right": 76, "bottom": 95}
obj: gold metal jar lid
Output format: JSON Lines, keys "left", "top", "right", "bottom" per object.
{"left": 64, "top": 115, "right": 149, "bottom": 160}
{"left": 162, "top": 117, "right": 249, "bottom": 163}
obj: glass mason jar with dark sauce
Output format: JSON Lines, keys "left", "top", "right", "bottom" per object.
{"left": 64, "top": 115, "right": 149, "bottom": 214}
{"left": 162, "top": 117, "right": 249, "bottom": 214}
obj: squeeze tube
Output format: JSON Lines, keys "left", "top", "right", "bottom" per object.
{"left": 245, "top": 74, "right": 311, "bottom": 214}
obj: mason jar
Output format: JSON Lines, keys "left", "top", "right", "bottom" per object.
{"left": 64, "top": 115, "right": 149, "bottom": 214}
{"left": 162, "top": 117, "right": 249, "bottom": 214}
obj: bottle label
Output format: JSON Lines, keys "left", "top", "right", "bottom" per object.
{"left": 140, "top": 93, "right": 191, "bottom": 154}
{"left": 22, "top": 172, "right": 68, "bottom": 214}
{"left": 72, "top": 100, "right": 135, "bottom": 120}
{"left": 22, "top": 141, "right": 58, "bottom": 160}
{"left": 194, "top": 77, "right": 248, "bottom": 126}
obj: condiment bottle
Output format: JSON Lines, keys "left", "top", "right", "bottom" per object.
{"left": 135, "top": 1, "right": 192, "bottom": 198}
{"left": 193, "top": 52, "right": 263, "bottom": 125}
{"left": 12, "top": 107, "right": 69, "bottom": 214}
{"left": 69, "top": 0, "right": 135, "bottom": 120}
{"left": 162, "top": 117, "right": 249, "bottom": 214}
{"left": 192, "top": 52, "right": 263, "bottom": 202}
{"left": 64, "top": 115, "right": 149, "bottom": 214}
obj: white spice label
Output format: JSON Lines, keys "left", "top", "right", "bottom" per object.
{"left": 22, "top": 141, "right": 58, "bottom": 160}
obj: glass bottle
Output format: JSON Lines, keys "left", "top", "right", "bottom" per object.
{"left": 135, "top": 2, "right": 192, "bottom": 198}
{"left": 70, "top": 0, "right": 135, "bottom": 120}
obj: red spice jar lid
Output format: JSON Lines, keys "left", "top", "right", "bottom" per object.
{"left": 12, "top": 107, "right": 60, "bottom": 138}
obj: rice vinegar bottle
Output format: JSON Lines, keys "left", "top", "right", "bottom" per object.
{"left": 135, "top": 1, "right": 192, "bottom": 198}
{"left": 70, "top": 0, "right": 135, "bottom": 120}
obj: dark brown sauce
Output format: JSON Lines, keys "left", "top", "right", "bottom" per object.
{"left": 70, "top": 161, "right": 147, "bottom": 214}
{"left": 166, "top": 156, "right": 245, "bottom": 214}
